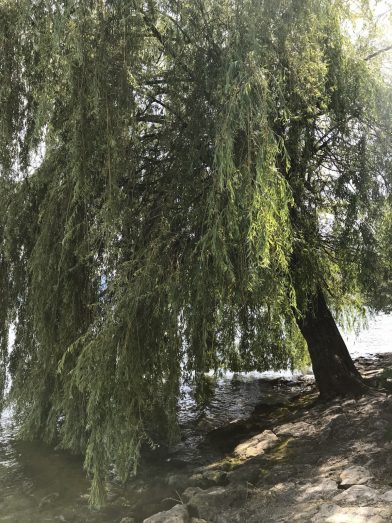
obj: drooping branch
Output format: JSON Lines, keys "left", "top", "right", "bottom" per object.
{"left": 365, "top": 44, "right": 392, "bottom": 61}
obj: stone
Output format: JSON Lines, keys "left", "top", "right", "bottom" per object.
{"left": 202, "top": 470, "right": 228, "bottom": 485}
{"left": 323, "top": 414, "right": 347, "bottom": 433}
{"left": 269, "top": 481, "right": 295, "bottom": 494}
{"left": 374, "top": 420, "right": 388, "bottom": 430}
{"left": 339, "top": 466, "right": 373, "bottom": 487}
{"left": 333, "top": 484, "right": 380, "bottom": 503}
{"left": 227, "top": 463, "right": 260, "bottom": 485}
{"left": 234, "top": 430, "right": 278, "bottom": 458}
{"left": 120, "top": 518, "right": 136, "bottom": 523}
{"left": 296, "top": 479, "right": 337, "bottom": 501}
{"left": 185, "top": 485, "right": 247, "bottom": 520}
{"left": 275, "top": 421, "right": 317, "bottom": 438}
{"left": 341, "top": 399, "right": 357, "bottom": 408}
{"left": 324, "top": 405, "right": 344, "bottom": 416}
{"left": 188, "top": 474, "right": 205, "bottom": 487}
{"left": 380, "top": 490, "right": 392, "bottom": 501}
{"left": 189, "top": 470, "right": 227, "bottom": 488}
{"left": 262, "top": 463, "right": 300, "bottom": 484}
{"left": 143, "top": 504, "right": 189, "bottom": 523}
{"left": 312, "top": 504, "right": 387, "bottom": 523}
{"left": 182, "top": 487, "right": 204, "bottom": 503}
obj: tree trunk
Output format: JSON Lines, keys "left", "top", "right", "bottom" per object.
{"left": 296, "top": 290, "right": 369, "bottom": 399}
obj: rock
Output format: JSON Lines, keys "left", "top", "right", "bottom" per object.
{"left": 227, "top": 463, "right": 260, "bottom": 485}
{"left": 269, "top": 481, "right": 295, "bottom": 494}
{"left": 143, "top": 504, "right": 189, "bottom": 523}
{"left": 190, "top": 520, "right": 207, "bottom": 523}
{"left": 188, "top": 474, "right": 205, "bottom": 487}
{"left": 182, "top": 487, "right": 204, "bottom": 503}
{"left": 234, "top": 430, "right": 278, "bottom": 458}
{"left": 380, "top": 490, "right": 392, "bottom": 501}
{"left": 333, "top": 484, "right": 380, "bottom": 503}
{"left": 262, "top": 463, "right": 301, "bottom": 484}
{"left": 374, "top": 420, "right": 388, "bottom": 430}
{"left": 203, "top": 470, "right": 228, "bottom": 485}
{"left": 184, "top": 485, "right": 247, "bottom": 520}
{"left": 323, "top": 414, "right": 347, "bottom": 434}
{"left": 275, "top": 421, "right": 316, "bottom": 438}
{"left": 339, "top": 465, "right": 373, "bottom": 487}
{"left": 120, "top": 518, "right": 136, "bottom": 523}
{"left": 312, "top": 504, "right": 387, "bottom": 523}
{"left": 324, "top": 405, "right": 344, "bottom": 416}
{"left": 296, "top": 479, "right": 337, "bottom": 501}
{"left": 341, "top": 399, "right": 357, "bottom": 408}
{"left": 188, "top": 470, "right": 227, "bottom": 488}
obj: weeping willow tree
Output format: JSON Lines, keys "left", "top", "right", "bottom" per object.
{"left": 1, "top": 0, "right": 392, "bottom": 504}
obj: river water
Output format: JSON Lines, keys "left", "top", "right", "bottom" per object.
{"left": 0, "top": 315, "right": 391, "bottom": 522}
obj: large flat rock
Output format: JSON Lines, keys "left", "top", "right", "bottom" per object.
{"left": 234, "top": 430, "right": 278, "bottom": 458}
{"left": 312, "top": 503, "right": 388, "bottom": 523}
{"left": 333, "top": 484, "right": 380, "bottom": 503}
{"left": 275, "top": 421, "right": 317, "bottom": 438}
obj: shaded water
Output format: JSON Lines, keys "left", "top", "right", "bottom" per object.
{"left": 0, "top": 315, "right": 391, "bottom": 522}
{"left": 0, "top": 409, "right": 128, "bottom": 522}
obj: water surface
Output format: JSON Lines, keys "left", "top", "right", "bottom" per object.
{"left": 1, "top": 314, "right": 391, "bottom": 522}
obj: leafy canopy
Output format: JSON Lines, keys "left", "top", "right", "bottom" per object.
{"left": 0, "top": 0, "right": 391, "bottom": 503}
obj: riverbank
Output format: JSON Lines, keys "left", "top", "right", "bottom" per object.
{"left": 139, "top": 353, "right": 392, "bottom": 523}
{"left": 2, "top": 353, "right": 392, "bottom": 522}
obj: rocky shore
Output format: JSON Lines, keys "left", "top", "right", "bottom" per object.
{"left": 131, "top": 354, "right": 392, "bottom": 523}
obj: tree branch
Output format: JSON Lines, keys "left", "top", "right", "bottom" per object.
{"left": 365, "top": 45, "right": 392, "bottom": 61}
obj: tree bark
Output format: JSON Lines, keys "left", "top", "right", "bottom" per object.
{"left": 295, "top": 290, "right": 369, "bottom": 399}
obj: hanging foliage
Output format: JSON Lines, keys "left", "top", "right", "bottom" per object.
{"left": 1, "top": 0, "right": 391, "bottom": 504}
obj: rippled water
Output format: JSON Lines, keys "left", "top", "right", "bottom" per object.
{"left": 343, "top": 313, "right": 392, "bottom": 357}
{"left": 1, "top": 315, "right": 391, "bottom": 522}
